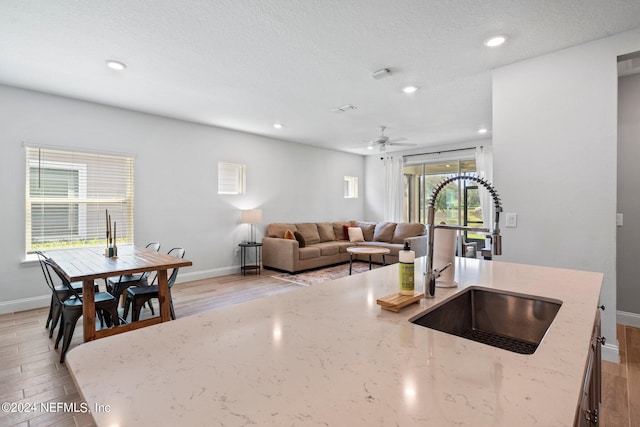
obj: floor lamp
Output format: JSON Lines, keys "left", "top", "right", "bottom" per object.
{"left": 241, "top": 209, "right": 262, "bottom": 243}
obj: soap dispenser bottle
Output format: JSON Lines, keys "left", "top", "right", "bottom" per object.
{"left": 399, "top": 242, "right": 415, "bottom": 295}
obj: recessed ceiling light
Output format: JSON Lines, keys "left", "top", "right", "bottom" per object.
{"left": 106, "top": 60, "right": 126, "bottom": 71}
{"left": 478, "top": 128, "right": 488, "bottom": 134}
{"left": 484, "top": 35, "right": 507, "bottom": 47}
{"left": 273, "top": 123, "right": 283, "bottom": 129}
{"left": 402, "top": 86, "right": 418, "bottom": 94}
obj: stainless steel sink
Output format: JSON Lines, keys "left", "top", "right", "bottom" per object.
{"left": 409, "top": 286, "right": 562, "bottom": 354}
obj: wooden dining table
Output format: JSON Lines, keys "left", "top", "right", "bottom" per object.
{"left": 46, "top": 245, "right": 192, "bottom": 342}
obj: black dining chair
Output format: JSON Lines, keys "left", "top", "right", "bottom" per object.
{"left": 36, "top": 251, "right": 98, "bottom": 338}
{"left": 106, "top": 242, "right": 160, "bottom": 314}
{"left": 123, "top": 247, "right": 185, "bottom": 322}
{"left": 43, "top": 259, "right": 120, "bottom": 363}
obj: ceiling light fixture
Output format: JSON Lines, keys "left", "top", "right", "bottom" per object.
{"left": 478, "top": 128, "right": 488, "bottom": 134}
{"left": 273, "top": 123, "right": 283, "bottom": 129}
{"left": 372, "top": 68, "right": 392, "bottom": 80}
{"left": 484, "top": 35, "right": 507, "bottom": 47}
{"left": 105, "top": 60, "right": 126, "bottom": 71}
{"left": 402, "top": 86, "right": 418, "bottom": 94}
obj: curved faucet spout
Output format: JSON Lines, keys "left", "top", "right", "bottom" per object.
{"left": 425, "top": 175, "right": 503, "bottom": 297}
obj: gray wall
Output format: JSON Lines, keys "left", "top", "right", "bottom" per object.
{"left": 617, "top": 72, "right": 640, "bottom": 318}
{"left": 0, "top": 84, "right": 365, "bottom": 313}
{"left": 492, "top": 28, "right": 640, "bottom": 362}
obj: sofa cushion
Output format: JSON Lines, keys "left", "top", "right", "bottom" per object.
{"left": 392, "top": 222, "right": 427, "bottom": 243}
{"left": 296, "top": 223, "right": 321, "bottom": 245}
{"left": 267, "top": 223, "right": 298, "bottom": 238}
{"left": 373, "top": 222, "right": 397, "bottom": 242}
{"left": 317, "top": 222, "right": 336, "bottom": 242}
{"left": 293, "top": 231, "right": 306, "bottom": 248}
{"left": 336, "top": 241, "right": 355, "bottom": 253}
{"left": 299, "top": 246, "right": 321, "bottom": 260}
{"left": 284, "top": 230, "right": 296, "bottom": 240}
{"left": 355, "top": 241, "right": 404, "bottom": 257}
{"left": 355, "top": 221, "right": 376, "bottom": 241}
{"left": 348, "top": 227, "right": 364, "bottom": 242}
{"left": 314, "top": 242, "right": 339, "bottom": 256}
{"left": 332, "top": 222, "right": 350, "bottom": 240}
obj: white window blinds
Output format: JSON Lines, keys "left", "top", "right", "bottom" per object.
{"left": 218, "top": 162, "right": 245, "bottom": 195}
{"left": 25, "top": 146, "right": 134, "bottom": 253}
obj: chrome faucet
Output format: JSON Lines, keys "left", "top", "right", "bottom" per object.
{"left": 425, "top": 175, "right": 503, "bottom": 296}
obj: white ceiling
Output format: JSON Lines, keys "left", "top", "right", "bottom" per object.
{"left": 2, "top": 1, "right": 640, "bottom": 155}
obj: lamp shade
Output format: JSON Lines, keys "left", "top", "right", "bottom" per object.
{"left": 240, "top": 209, "right": 262, "bottom": 224}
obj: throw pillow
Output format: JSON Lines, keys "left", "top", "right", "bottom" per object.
{"left": 284, "top": 229, "right": 296, "bottom": 240}
{"left": 348, "top": 227, "right": 364, "bottom": 242}
{"left": 343, "top": 225, "right": 350, "bottom": 240}
{"left": 293, "top": 231, "right": 306, "bottom": 248}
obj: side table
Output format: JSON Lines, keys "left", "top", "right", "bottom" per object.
{"left": 239, "top": 242, "right": 262, "bottom": 276}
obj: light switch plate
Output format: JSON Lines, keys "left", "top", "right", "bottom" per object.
{"left": 617, "top": 213, "right": 623, "bottom": 227}
{"left": 506, "top": 213, "right": 517, "bottom": 228}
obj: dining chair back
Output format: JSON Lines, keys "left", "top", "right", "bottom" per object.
{"left": 123, "top": 247, "right": 186, "bottom": 322}
{"left": 106, "top": 242, "right": 161, "bottom": 311}
{"left": 43, "top": 259, "right": 120, "bottom": 363}
{"left": 37, "top": 251, "right": 87, "bottom": 338}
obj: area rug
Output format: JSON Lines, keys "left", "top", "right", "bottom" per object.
{"left": 271, "top": 262, "right": 382, "bottom": 286}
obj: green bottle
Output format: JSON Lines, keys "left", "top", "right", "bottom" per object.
{"left": 399, "top": 242, "right": 415, "bottom": 295}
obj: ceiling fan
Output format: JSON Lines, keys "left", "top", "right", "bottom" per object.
{"left": 365, "top": 126, "right": 415, "bottom": 152}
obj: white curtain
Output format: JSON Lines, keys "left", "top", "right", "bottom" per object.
{"left": 475, "top": 145, "right": 493, "bottom": 229}
{"left": 383, "top": 156, "right": 404, "bottom": 222}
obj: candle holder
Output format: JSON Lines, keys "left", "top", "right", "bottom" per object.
{"left": 105, "top": 209, "right": 118, "bottom": 258}
{"left": 105, "top": 246, "right": 118, "bottom": 258}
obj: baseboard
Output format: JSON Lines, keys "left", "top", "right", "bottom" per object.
{"left": 617, "top": 310, "right": 640, "bottom": 328}
{"left": 1, "top": 266, "right": 241, "bottom": 315}
{"left": 176, "top": 265, "right": 240, "bottom": 283}
{"left": 602, "top": 342, "right": 620, "bottom": 363}
{"left": 0, "top": 295, "right": 50, "bottom": 315}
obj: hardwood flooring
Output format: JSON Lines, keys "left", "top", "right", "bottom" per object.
{"left": 600, "top": 323, "right": 640, "bottom": 426}
{"left": 0, "top": 270, "right": 637, "bottom": 426}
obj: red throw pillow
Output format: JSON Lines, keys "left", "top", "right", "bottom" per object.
{"left": 343, "top": 225, "right": 350, "bottom": 240}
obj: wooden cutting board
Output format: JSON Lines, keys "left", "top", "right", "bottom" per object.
{"left": 376, "top": 292, "right": 424, "bottom": 312}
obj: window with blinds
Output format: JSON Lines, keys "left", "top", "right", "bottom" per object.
{"left": 25, "top": 146, "right": 134, "bottom": 253}
{"left": 217, "top": 162, "right": 245, "bottom": 195}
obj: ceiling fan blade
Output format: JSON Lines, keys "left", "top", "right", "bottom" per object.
{"left": 389, "top": 142, "right": 416, "bottom": 147}
{"left": 388, "top": 137, "right": 408, "bottom": 144}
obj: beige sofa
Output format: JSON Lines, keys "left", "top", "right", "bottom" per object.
{"left": 262, "top": 221, "right": 427, "bottom": 273}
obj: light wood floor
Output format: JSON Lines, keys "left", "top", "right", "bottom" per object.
{"left": 0, "top": 271, "right": 637, "bottom": 427}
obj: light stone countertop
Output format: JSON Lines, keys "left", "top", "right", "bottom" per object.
{"left": 66, "top": 257, "right": 603, "bottom": 426}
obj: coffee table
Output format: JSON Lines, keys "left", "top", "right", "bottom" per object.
{"left": 346, "top": 246, "right": 391, "bottom": 274}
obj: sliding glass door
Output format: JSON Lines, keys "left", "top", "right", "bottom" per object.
{"left": 403, "top": 159, "right": 484, "bottom": 244}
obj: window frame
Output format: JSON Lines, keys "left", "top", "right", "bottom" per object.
{"left": 218, "top": 162, "right": 246, "bottom": 195}
{"left": 343, "top": 176, "right": 359, "bottom": 199}
{"left": 25, "top": 145, "right": 134, "bottom": 255}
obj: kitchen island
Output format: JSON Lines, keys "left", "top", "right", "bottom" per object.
{"left": 66, "top": 257, "right": 603, "bottom": 426}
